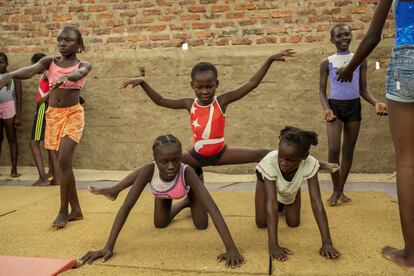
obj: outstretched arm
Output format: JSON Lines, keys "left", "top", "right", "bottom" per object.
{"left": 307, "top": 174, "right": 340, "bottom": 259}
{"left": 120, "top": 78, "right": 193, "bottom": 111}
{"left": 319, "top": 59, "right": 337, "bottom": 122}
{"left": 81, "top": 164, "right": 153, "bottom": 264}
{"left": 217, "top": 49, "right": 295, "bottom": 109}
{"left": 186, "top": 168, "right": 244, "bottom": 268}
{"left": 337, "top": 0, "right": 393, "bottom": 81}
{"left": 263, "top": 179, "right": 292, "bottom": 262}
{"left": 49, "top": 61, "right": 92, "bottom": 91}
{"left": 0, "top": 56, "right": 53, "bottom": 89}
{"left": 359, "top": 61, "right": 388, "bottom": 115}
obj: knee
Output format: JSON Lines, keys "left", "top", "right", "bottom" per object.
{"left": 154, "top": 218, "right": 169, "bottom": 229}
{"left": 194, "top": 217, "right": 208, "bottom": 230}
{"left": 256, "top": 221, "right": 267, "bottom": 229}
{"left": 286, "top": 219, "right": 300, "bottom": 228}
{"left": 255, "top": 217, "right": 267, "bottom": 228}
{"left": 57, "top": 157, "right": 71, "bottom": 172}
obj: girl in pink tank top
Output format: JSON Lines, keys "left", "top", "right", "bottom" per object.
{"left": 83, "top": 135, "right": 244, "bottom": 268}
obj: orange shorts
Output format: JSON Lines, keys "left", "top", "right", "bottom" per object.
{"left": 44, "top": 104, "right": 84, "bottom": 151}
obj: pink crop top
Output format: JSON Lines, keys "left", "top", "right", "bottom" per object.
{"left": 149, "top": 162, "right": 189, "bottom": 199}
{"left": 48, "top": 60, "right": 86, "bottom": 90}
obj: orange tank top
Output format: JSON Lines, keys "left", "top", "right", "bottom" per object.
{"left": 48, "top": 60, "right": 86, "bottom": 90}
{"left": 190, "top": 97, "right": 225, "bottom": 157}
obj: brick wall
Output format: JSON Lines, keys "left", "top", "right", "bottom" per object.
{"left": 0, "top": 0, "right": 394, "bottom": 54}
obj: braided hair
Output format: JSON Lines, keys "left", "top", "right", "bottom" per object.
{"left": 279, "top": 126, "right": 318, "bottom": 157}
{"left": 152, "top": 134, "right": 182, "bottom": 155}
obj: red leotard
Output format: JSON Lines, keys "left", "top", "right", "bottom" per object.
{"left": 36, "top": 75, "right": 49, "bottom": 103}
{"left": 190, "top": 97, "right": 226, "bottom": 157}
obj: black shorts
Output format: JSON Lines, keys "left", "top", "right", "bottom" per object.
{"left": 31, "top": 102, "right": 48, "bottom": 141}
{"left": 256, "top": 170, "right": 284, "bottom": 212}
{"left": 329, "top": 98, "right": 361, "bottom": 123}
{"left": 189, "top": 145, "right": 227, "bottom": 167}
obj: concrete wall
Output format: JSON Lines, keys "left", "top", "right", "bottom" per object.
{"left": 2, "top": 42, "right": 394, "bottom": 173}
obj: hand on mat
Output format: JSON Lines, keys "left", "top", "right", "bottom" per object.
{"left": 270, "top": 49, "right": 296, "bottom": 62}
{"left": 49, "top": 75, "right": 68, "bottom": 91}
{"left": 80, "top": 248, "right": 113, "bottom": 264}
{"left": 119, "top": 78, "right": 144, "bottom": 89}
{"left": 375, "top": 102, "right": 388, "bottom": 116}
{"left": 0, "top": 73, "right": 12, "bottom": 90}
{"left": 319, "top": 244, "right": 340, "bottom": 259}
{"left": 324, "top": 109, "right": 337, "bottom": 122}
{"left": 269, "top": 244, "right": 292, "bottom": 262}
{"left": 336, "top": 66, "right": 353, "bottom": 82}
{"left": 217, "top": 248, "right": 245, "bottom": 268}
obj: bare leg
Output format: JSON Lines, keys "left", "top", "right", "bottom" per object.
{"left": 3, "top": 117, "right": 20, "bottom": 177}
{"left": 68, "top": 178, "right": 83, "bottom": 221}
{"left": 327, "top": 120, "right": 342, "bottom": 206}
{"left": 381, "top": 100, "right": 414, "bottom": 271}
{"left": 338, "top": 121, "right": 360, "bottom": 203}
{"left": 153, "top": 196, "right": 191, "bottom": 228}
{"left": 255, "top": 177, "right": 267, "bottom": 228}
{"left": 48, "top": 150, "right": 58, "bottom": 185}
{"left": 52, "top": 136, "right": 79, "bottom": 229}
{"left": 30, "top": 140, "right": 49, "bottom": 186}
{"left": 47, "top": 151, "right": 54, "bottom": 178}
{"left": 284, "top": 190, "right": 301, "bottom": 227}
{"left": 88, "top": 166, "right": 143, "bottom": 201}
{"left": 215, "top": 147, "right": 271, "bottom": 165}
{"left": 153, "top": 197, "right": 173, "bottom": 228}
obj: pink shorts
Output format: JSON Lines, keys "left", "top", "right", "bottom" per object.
{"left": 0, "top": 100, "right": 16, "bottom": 119}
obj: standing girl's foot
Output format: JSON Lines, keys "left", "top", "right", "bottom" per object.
{"left": 47, "top": 170, "right": 53, "bottom": 179}
{"left": 327, "top": 192, "right": 341, "bottom": 206}
{"left": 382, "top": 246, "right": 414, "bottom": 272}
{"left": 88, "top": 186, "right": 118, "bottom": 201}
{"left": 10, "top": 171, "right": 21, "bottom": 178}
{"left": 339, "top": 193, "right": 352, "bottom": 203}
{"left": 32, "top": 177, "right": 50, "bottom": 186}
{"left": 52, "top": 212, "right": 68, "bottom": 228}
{"left": 68, "top": 209, "right": 83, "bottom": 222}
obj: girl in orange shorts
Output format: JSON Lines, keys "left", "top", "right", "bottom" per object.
{"left": 0, "top": 25, "right": 92, "bottom": 229}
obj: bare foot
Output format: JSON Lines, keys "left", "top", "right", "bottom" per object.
{"left": 327, "top": 162, "right": 340, "bottom": 173}
{"left": 32, "top": 178, "right": 50, "bottom": 186}
{"left": 47, "top": 171, "right": 53, "bottom": 179}
{"left": 88, "top": 186, "right": 117, "bottom": 201}
{"left": 327, "top": 192, "right": 340, "bottom": 206}
{"left": 382, "top": 246, "right": 414, "bottom": 272}
{"left": 68, "top": 210, "right": 83, "bottom": 222}
{"left": 52, "top": 212, "right": 68, "bottom": 229}
{"left": 10, "top": 173, "right": 21, "bottom": 178}
{"left": 339, "top": 193, "right": 352, "bottom": 203}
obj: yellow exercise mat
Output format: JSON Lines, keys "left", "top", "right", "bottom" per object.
{"left": 0, "top": 187, "right": 406, "bottom": 275}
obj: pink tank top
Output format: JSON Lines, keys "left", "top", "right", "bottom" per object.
{"left": 48, "top": 60, "right": 86, "bottom": 90}
{"left": 150, "top": 162, "right": 189, "bottom": 199}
